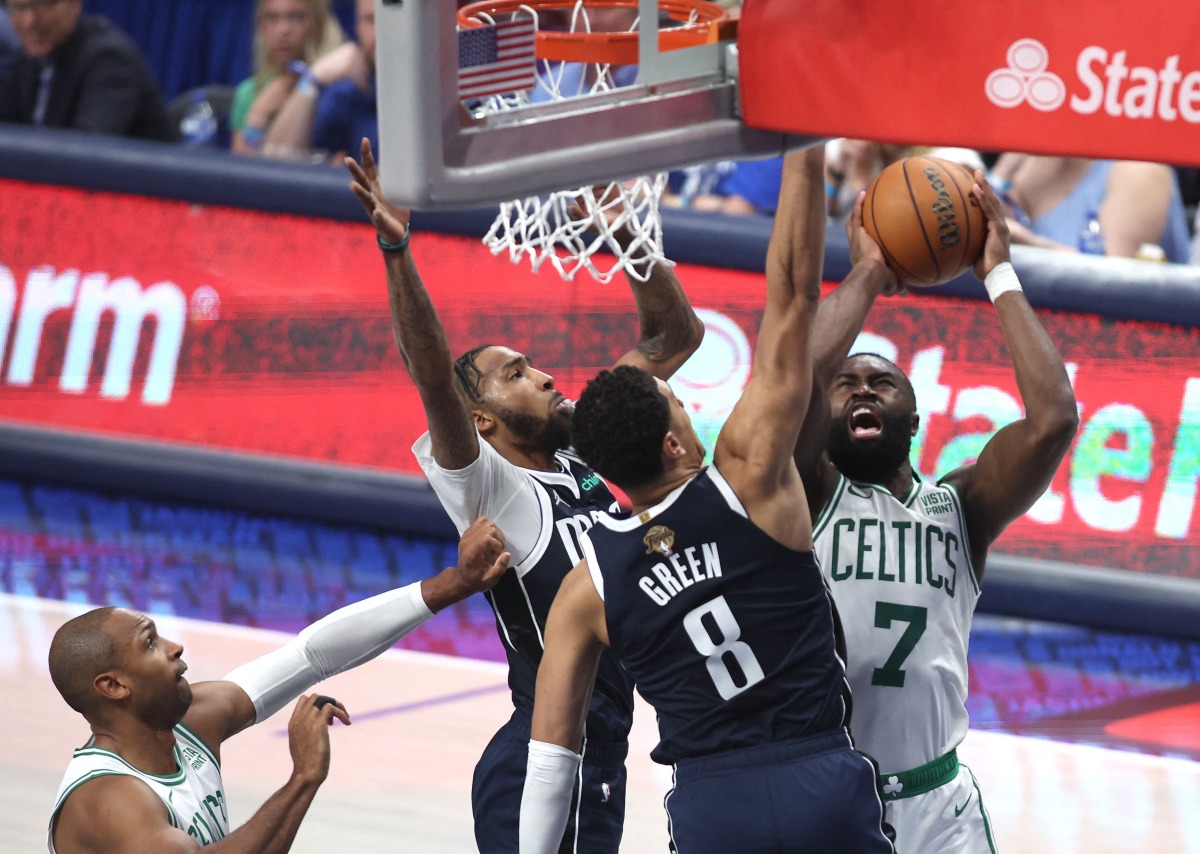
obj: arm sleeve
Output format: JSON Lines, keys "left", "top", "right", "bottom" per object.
{"left": 223, "top": 581, "right": 433, "bottom": 722}
{"left": 519, "top": 740, "right": 582, "bottom": 854}
{"left": 413, "top": 431, "right": 547, "bottom": 570}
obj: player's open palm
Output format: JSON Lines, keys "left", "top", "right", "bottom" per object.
{"left": 287, "top": 694, "right": 349, "bottom": 787}
{"left": 847, "top": 192, "right": 904, "bottom": 296}
{"left": 345, "top": 138, "right": 410, "bottom": 245}
{"left": 455, "top": 517, "right": 512, "bottom": 594}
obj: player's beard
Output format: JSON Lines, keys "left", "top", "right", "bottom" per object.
{"left": 494, "top": 405, "right": 572, "bottom": 455}
{"left": 827, "top": 410, "right": 914, "bottom": 484}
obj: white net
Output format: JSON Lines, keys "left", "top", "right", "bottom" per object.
{"left": 463, "top": 2, "right": 675, "bottom": 283}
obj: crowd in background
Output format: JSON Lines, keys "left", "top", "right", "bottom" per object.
{"left": 2, "top": 0, "right": 1199, "bottom": 264}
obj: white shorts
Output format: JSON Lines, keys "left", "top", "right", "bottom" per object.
{"left": 887, "top": 764, "right": 997, "bottom": 854}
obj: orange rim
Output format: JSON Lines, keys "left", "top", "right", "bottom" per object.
{"left": 457, "top": 0, "right": 734, "bottom": 66}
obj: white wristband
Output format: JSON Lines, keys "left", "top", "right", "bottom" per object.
{"left": 984, "top": 261, "right": 1023, "bottom": 303}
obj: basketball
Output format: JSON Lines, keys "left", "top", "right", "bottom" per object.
{"left": 861, "top": 156, "right": 987, "bottom": 287}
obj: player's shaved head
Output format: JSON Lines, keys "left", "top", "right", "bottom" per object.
{"left": 49, "top": 607, "right": 123, "bottom": 714}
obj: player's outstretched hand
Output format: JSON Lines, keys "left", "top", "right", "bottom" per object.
{"left": 455, "top": 516, "right": 512, "bottom": 594}
{"left": 847, "top": 191, "right": 904, "bottom": 297}
{"left": 971, "top": 169, "right": 1013, "bottom": 280}
{"left": 345, "top": 138, "right": 410, "bottom": 246}
{"left": 287, "top": 693, "right": 350, "bottom": 787}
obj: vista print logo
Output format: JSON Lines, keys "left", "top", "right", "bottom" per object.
{"left": 986, "top": 39, "right": 1066, "bottom": 111}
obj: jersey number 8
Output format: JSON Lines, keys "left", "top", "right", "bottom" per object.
{"left": 683, "top": 596, "right": 766, "bottom": 700}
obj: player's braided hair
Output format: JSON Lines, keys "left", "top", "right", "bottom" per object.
{"left": 453, "top": 344, "right": 499, "bottom": 404}
{"left": 573, "top": 366, "right": 671, "bottom": 489}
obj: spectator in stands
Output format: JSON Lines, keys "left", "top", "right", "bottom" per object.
{"left": 230, "top": 0, "right": 345, "bottom": 155}
{"left": 666, "top": 141, "right": 982, "bottom": 218}
{"left": 664, "top": 157, "right": 783, "bottom": 215}
{"left": 0, "top": 0, "right": 172, "bottom": 141}
{"left": 263, "top": 0, "right": 374, "bottom": 162}
{"left": 1191, "top": 209, "right": 1200, "bottom": 266}
{"left": 824, "top": 140, "right": 984, "bottom": 223}
{"left": 0, "top": 5, "right": 20, "bottom": 80}
{"left": 990, "top": 154, "right": 1191, "bottom": 263}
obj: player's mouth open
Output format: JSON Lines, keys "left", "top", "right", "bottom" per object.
{"left": 849, "top": 405, "right": 883, "bottom": 438}
{"left": 554, "top": 396, "right": 575, "bottom": 415}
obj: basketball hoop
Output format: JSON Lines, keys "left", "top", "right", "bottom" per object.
{"left": 459, "top": 0, "right": 735, "bottom": 283}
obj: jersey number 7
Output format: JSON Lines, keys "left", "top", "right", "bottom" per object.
{"left": 871, "top": 601, "right": 928, "bottom": 688}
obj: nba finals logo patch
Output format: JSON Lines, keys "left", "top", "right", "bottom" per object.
{"left": 643, "top": 525, "right": 676, "bottom": 557}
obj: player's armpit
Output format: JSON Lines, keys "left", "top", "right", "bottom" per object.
{"left": 54, "top": 774, "right": 201, "bottom": 853}
{"left": 184, "top": 678, "right": 258, "bottom": 746}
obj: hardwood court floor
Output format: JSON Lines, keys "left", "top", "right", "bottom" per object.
{"left": 6, "top": 594, "right": 1198, "bottom": 854}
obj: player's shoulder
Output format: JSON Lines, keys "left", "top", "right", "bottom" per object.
{"left": 55, "top": 770, "right": 169, "bottom": 840}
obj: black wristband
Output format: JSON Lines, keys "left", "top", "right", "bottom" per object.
{"left": 377, "top": 224, "right": 411, "bottom": 253}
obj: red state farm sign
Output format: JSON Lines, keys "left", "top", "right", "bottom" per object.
{"left": 1, "top": 179, "right": 1198, "bottom": 578}
{"left": 740, "top": 1, "right": 1200, "bottom": 165}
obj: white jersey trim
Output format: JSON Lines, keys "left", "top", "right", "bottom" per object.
{"left": 706, "top": 465, "right": 748, "bottom": 518}
{"left": 580, "top": 531, "right": 605, "bottom": 602}
{"left": 592, "top": 468, "right": 707, "bottom": 533}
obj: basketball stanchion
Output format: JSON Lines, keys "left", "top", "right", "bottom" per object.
{"left": 458, "top": 0, "right": 733, "bottom": 283}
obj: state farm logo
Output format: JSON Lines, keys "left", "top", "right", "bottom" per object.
{"left": 986, "top": 39, "right": 1066, "bottom": 111}
{"left": 986, "top": 37, "right": 1200, "bottom": 122}
{"left": 0, "top": 264, "right": 217, "bottom": 406}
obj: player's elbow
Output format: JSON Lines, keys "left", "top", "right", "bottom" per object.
{"left": 1031, "top": 402, "right": 1079, "bottom": 455}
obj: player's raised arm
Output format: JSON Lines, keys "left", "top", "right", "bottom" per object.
{"left": 793, "top": 193, "right": 902, "bottom": 510}
{"left": 611, "top": 247, "right": 705, "bottom": 381}
{"left": 520, "top": 561, "right": 608, "bottom": 854}
{"left": 345, "top": 138, "right": 479, "bottom": 471}
{"left": 942, "top": 172, "right": 1078, "bottom": 567}
{"left": 714, "top": 146, "right": 825, "bottom": 520}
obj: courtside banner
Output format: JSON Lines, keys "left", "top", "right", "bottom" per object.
{"left": 741, "top": 0, "right": 1200, "bottom": 165}
{"left": 1, "top": 179, "right": 1198, "bottom": 577}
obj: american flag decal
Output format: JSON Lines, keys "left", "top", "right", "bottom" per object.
{"left": 457, "top": 19, "right": 538, "bottom": 100}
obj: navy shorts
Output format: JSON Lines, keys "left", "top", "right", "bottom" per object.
{"left": 472, "top": 711, "right": 628, "bottom": 854}
{"left": 665, "top": 729, "right": 895, "bottom": 854}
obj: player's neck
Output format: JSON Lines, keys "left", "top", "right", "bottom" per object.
{"left": 879, "top": 462, "right": 916, "bottom": 502}
{"left": 89, "top": 722, "right": 179, "bottom": 775}
{"left": 488, "top": 435, "right": 559, "bottom": 472}
{"left": 624, "top": 465, "right": 700, "bottom": 515}
{"left": 844, "top": 461, "right": 915, "bottom": 503}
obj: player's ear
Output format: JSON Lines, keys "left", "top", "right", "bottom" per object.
{"left": 474, "top": 408, "right": 496, "bottom": 435}
{"left": 911, "top": 411, "right": 920, "bottom": 437}
{"left": 662, "top": 431, "right": 686, "bottom": 460}
{"left": 94, "top": 671, "right": 130, "bottom": 701}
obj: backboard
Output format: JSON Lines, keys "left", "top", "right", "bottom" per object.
{"left": 375, "top": 0, "right": 811, "bottom": 210}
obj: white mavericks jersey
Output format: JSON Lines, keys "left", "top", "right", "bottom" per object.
{"left": 48, "top": 723, "right": 228, "bottom": 851}
{"left": 814, "top": 473, "right": 980, "bottom": 775}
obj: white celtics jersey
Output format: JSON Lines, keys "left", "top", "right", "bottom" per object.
{"left": 814, "top": 473, "right": 980, "bottom": 775}
{"left": 48, "top": 723, "right": 228, "bottom": 851}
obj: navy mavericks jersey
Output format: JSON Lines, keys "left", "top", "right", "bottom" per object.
{"left": 581, "top": 466, "right": 851, "bottom": 764}
{"left": 486, "top": 450, "right": 636, "bottom": 744}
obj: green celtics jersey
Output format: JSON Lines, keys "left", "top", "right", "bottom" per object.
{"left": 813, "top": 473, "right": 980, "bottom": 775}
{"left": 49, "top": 724, "right": 228, "bottom": 851}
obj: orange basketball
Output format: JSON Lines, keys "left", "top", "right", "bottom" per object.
{"left": 861, "top": 156, "right": 986, "bottom": 287}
